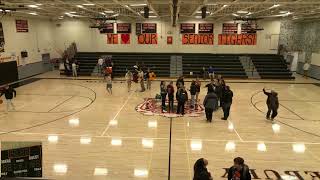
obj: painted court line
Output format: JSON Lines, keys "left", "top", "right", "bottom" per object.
{"left": 100, "top": 92, "right": 133, "bottom": 136}
{"left": 48, "top": 96, "right": 74, "bottom": 112}
{"left": 183, "top": 119, "right": 192, "bottom": 180}
{"left": 2, "top": 131, "right": 320, "bottom": 145}
{"left": 228, "top": 120, "right": 244, "bottom": 142}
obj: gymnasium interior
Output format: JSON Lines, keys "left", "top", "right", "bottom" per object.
{"left": 0, "top": 0, "right": 320, "bottom": 179}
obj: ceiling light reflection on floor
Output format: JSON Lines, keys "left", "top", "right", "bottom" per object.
{"left": 257, "top": 142, "right": 267, "bottom": 152}
{"left": 228, "top": 122, "right": 234, "bottom": 131}
{"left": 134, "top": 169, "right": 148, "bottom": 177}
{"left": 142, "top": 138, "right": 154, "bottom": 148}
{"left": 94, "top": 168, "right": 108, "bottom": 176}
{"left": 111, "top": 138, "right": 122, "bottom": 146}
{"left": 292, "top": 143, "right": 306, "bottom": 153}
{"left": 80, "top": 137, "right": 92, "bottom": 144}
{"left": 272, "top": 123, "right": 280, "bottom": 133}
{"left": 68, "top": 118, "right": 79, "bottom": 127}
{"left": 190, "top": 140, "right": 202, "bottom": 151}
{"left": 109, "top": 119, "right": 118, "bottom": 127}
{"left": 225, "top": 141, "right": 236, "bottom": 152}
{"left": 48, "top": 135, "right": 59, "bottom": 143}
{"left": 148, "top": 120, "right": 157, "bottom": 128}
{"left": 53, "top": 164, "right": 67, "bottom": 174}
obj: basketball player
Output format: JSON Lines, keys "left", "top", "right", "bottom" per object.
{"left": 0, "top": 85, "right": 17, "bottom": 113}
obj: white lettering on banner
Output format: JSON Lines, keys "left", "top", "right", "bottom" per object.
{"left": 16, "top": 159, "right": 24, "bottom": 163}
{"left": 29, "top": 155, "right": 39, "bottom": 160}
{"left": 14, "top": 169, "right": 28, "bottom": 174}
{"left": 34, "top": 167, "right": 42, "bottom": 171}
{"left": 1, "top": 159, "right": 11, "bottom": 163}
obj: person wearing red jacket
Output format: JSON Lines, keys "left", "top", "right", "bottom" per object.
{"left": 167, "top": 81, "right": 175, "bottom": 113}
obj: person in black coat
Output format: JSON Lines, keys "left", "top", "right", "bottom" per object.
{"left": 0, "top": 85, "right": 17, "bottom": 113}
{"left": 203, "top": 91, "right": 218, "bottom": 122}
{"left": 263, "top": 88, "right": 279, "bottom": 120}
{"left": 221, "top": 86, "right": 233, "bottom": 120}
{"left": 228, "top": 157, "right": 251, "bottom": 180}
{"left": 176, "top": 86, "right": 188, "bottom": 115}
{"left": 215, "top": 81, "right": 223, "bottom": 108}
{"left": 205, "top": 80, "right": 216, "bottom": 94}
{"left": 193, "top": 158, "right": 213, "bottom": 180}
{"left": 160, "top": 81, "right": 167, "bottom": 112}
{"left": 190, "top": 80, "right": 197, "bottom": 108}
{"left": 176, "top": 76, "right": 185, "bottom": 89}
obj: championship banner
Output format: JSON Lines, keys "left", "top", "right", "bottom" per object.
{"left": 107, "top": 34, "right": 118, "bottom": 44}
{"left": 121, "top": 34, "right": 130, "bottom": 44}
{"left": 117, "top": 23, "right": 131, "bottom": 33}
{"left": 241, "top": 23, "right": 257, "bottom": 33}
{"left": 142, "top": 23, "right": 157, "bottom": 33}
{"left": 182, "top": 34, "right": 214, "bottom": 45}
{"left": 16, "top": 19, "right": 28, "bottom": 33}
{"left": 180, "top": 23, "right": 195, "bottom": 33}
{"left": 99, "top": 23, "right": 114, "bottom": 34}
{"left": 222, "top": 23, "right": 238, "bottom": 34}
{"left": 198, "top": 23, "right": 213, "bottom": 34}
{"left": 218, "top": 34, "right": 257, "bottom": 45}
{"left": 137, "top": 34, "right": 157, "bottom": 44}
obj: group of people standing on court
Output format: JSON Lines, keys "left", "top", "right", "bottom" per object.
{"left": 157, "top": 74, "right": 234, "bottom": 121}
{"left": 203, "top": 75, "right": 233, "bottom": 122}
{"left": 124, "top": 65, "right": 156, "bottom": 93}
{"left": 159, "top": 76, "right": 201, "bottom": 115}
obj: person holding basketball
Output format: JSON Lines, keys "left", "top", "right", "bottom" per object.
{"left": 0, "top": 85, "right": 17, "bottom": 113}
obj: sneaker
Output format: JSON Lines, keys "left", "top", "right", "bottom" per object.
{"left": 221, "top": 118, "right": 227, "bottom": 120}
{"left": 162, "top": 110, "right": 167, "bottom": 113}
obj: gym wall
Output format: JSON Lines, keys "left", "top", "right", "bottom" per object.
{"left": 279, "top": 20, "right": 320, "bottom": 79}
{"left": 1, "top": 16, "right": 59, "bottom": 65}
{"left": 53, "top": 19, "right": 281, "bottom": 54}
{"left": 1, "top": 16, "right": 60, "bottom": 79}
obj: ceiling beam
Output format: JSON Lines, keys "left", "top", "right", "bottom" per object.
{"left": 82, "top": 0, "right": 114, "bottom": 15}
{"left": 213, "top": 0, "right": 269, "bottom": 21}
{"left": 54, "top": 0, "right": 98, "bottom": 17}
{"left": 146, "top": 0, "right": 159, "bottom": 17}
{"left": 191, "top": 0, "right": 207, "bottom": 16}
{"left": 112, "top": 0, "right": 144, "bottom": 19}
{"left": 205, "top": 5, "right": 228, "bottom": 19}
{"left": 205, "top": 0, "right": 245, "bottom": 19}
{"left": 172, "top": 0, "right": 179, "bottom": 27}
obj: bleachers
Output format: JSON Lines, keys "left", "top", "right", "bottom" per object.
{"left": 74, "top": 52, "right": 293, "bottom": 79}
{"left": 112, "top": 54, "right": 171, "bottom": 77}
{"left": 250, "top": 54, "right": 294, "bottom": 79}
{"left": 181, "top": 54, "right": 247, "bottom": 78}
{"left": 75, "top": 52, "right": 171, "bottom": 77}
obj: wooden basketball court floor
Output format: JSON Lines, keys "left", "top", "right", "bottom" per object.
{"left": 1, "top": 72, "right": 320, "bottom": 180}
